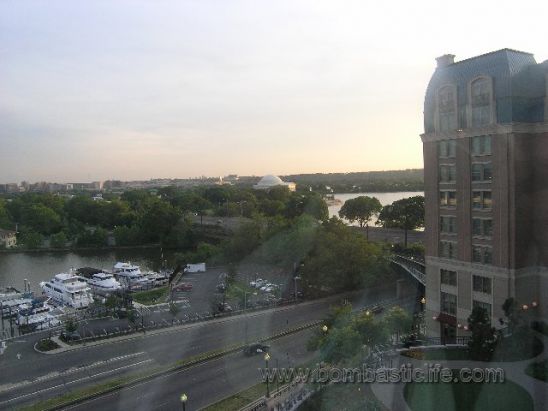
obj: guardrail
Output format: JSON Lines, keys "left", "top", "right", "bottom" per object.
{"left": 391, "top": 255, "right": 426, "bottom": 285}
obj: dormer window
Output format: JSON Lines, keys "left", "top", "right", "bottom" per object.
{"left": 471, "top": 77, "right": 492, "bottom": 127}
{"left": 438, "top": 85, "right": 457, "bottom": 132}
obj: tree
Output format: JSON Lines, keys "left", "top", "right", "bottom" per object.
{"left": 353, "top": 312, "right": 389, "bottom": 346}
{"left": 338, "top": 196, "right": 382, "bottom": 239}
{"left": 467, "top": 306, "right": 498, "bottom": 361}
{"left": 383, "top": 306, "right": 413, "bottom": 342}
{"left": 50, "top": 231, "right": 68, "bottom": 248}
{"left": 19, "top": 231, "right": 44, "bottom": 249}
{"left": 377, "top": 196, "right": 424, "bottom": 247}
{"left": 320, "top": 325, "right": 362, "bottom": 363}
{"left": 0, "top": 199, "right": 13, "bottom": 229}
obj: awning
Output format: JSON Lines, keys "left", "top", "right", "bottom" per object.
{"left": 435, "top": 312, "right": 457, "bottom": 327}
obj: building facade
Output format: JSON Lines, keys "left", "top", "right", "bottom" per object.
{"left": 0, "top": 229, "right": 17, "bottom": 248}
{"left": 421, "top": 49, "right": 548, "bottom": 342}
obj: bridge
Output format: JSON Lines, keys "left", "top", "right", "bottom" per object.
{"left": 391, "top": 254, "right": 426, "bottom": 285}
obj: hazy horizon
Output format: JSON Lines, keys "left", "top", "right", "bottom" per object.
{"left": 1, "top": 1, "right": 546, "bottom": 182}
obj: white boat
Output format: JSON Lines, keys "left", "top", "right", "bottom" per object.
{"left": 16, "top": 299, "right": 63, "bottom": 330}
{"left": 40, "top": 272, "right": 93, "bottom": 309}
{"left": 113, "top": 262, "right": 153, "bottom": 288}
{"left": 146, "top": 272, "right": 169, "bottom": 287}
{"left": 86, "top": 272, "right": 122, "bottom": 294}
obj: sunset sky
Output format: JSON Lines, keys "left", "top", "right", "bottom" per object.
{"left": 1, "top": 0, "right": 547, "bottom": 183}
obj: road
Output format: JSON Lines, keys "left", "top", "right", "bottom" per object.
{"left": 0, "top": 285, "right": 415, "bottom": 410}
{"left": 70, "top": 328, "right": 316, "bottom": 411}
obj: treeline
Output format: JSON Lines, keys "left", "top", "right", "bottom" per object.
{"left": 0, "top": 185, "right": 328, "bottom": 250}
{"left": 283, "top": 168, "right": 423, "bottom": 193}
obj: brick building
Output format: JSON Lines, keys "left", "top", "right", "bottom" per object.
{"left": 421, "top": 49, "right": 548, "bottom": 342}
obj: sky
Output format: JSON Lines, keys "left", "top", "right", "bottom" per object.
{"left": 1, "top": 0, "right": 547, "bottom": 183}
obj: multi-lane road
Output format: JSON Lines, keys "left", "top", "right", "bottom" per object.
{"left": 0, "top": 286, "right": 410, "bottom": 410}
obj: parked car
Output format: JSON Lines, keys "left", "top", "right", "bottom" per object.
{"left": 218, "top": 302, "right": 232, "bottom": 312}
{"left": 249, "top": 278, "right": 263, "bottom": 287}
{"left": 174, "top": 282, "right": 193, "bottom": 292}
{"left": 60, "top": 331, "right": 81, "bottom": 342}
{"left": 243, "top": 342, "right": 270, "bottom": 356}
{"left": 254, "top": 279, "right": 268, "bottom": 288}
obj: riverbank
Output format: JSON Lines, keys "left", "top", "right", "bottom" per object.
{"left": 0, "top": 243, "right": 163, "bottom": 254}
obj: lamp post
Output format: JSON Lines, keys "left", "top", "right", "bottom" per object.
{"left": 322, "top": 325, "right": 328, "bottom": 333}
{"left": 180, "top": 393, "right": 188, "bottom": 411}
{"left": 264, "top": 353, "right": 271, "bottom": 398}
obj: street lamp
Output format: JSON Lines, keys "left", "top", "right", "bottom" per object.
{"left": 180, "top": 393, "right": 188, "bottom": 411}
{"left": 322, "top": 325, "right": 328, "bottom": 333}
{"left": 264, "top": 353, "right": 271, "bottom": 398}
{"left": 420, "top": 297, "right": 426, "bottom": 305}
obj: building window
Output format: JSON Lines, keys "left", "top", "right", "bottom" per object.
{"left": 472, "top": 245, "right": 493, "bottom": 265}
{"left": 473, "top": 275, "right": 492, "bottom": 294}
{"left": 438, "top": 86, "right": 457, "bottom": 132}
{"left": 440, "top": 240, "right": 458, "bottom": 259}
{"left": 473, "top": 300, "right": 492, "bottom": 320}
{"left": 441, "top": 269, "right": 457, "bottom": 286}
{"left": 472, "top": 190, "right": 492, "bottom": 210}
{"left": 439, "top": 165, "right": 456, "bottom": 183}
{"left": 471, "top": 78, "right": 492, "bottom": 127}
{"left": 440, "top": 191, "right": 457, "bottom": 208}
{"left": 471, "top": 162, "right": 493, "bottom": 182}
{"left": 439, "top": 140, "right": 456, "bottom": 158}
{"left": 472, "top": 218, "right": 493, "bottom": 238}
{"left": 440, "top": 216, "right": 457, "bottom": 234}
{"left": 441, "top": 292, "right": 457, "bottom": 316}
{"left": 471, "top": 135, "right": 492, "bottom": 156}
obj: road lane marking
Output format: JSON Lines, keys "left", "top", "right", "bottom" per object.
{"left": 0, "top": 359, "right": 154, "bottom": 406}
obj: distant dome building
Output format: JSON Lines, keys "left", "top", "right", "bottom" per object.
{"left": 253, "top": 175, "right": 296, "bottom": 192}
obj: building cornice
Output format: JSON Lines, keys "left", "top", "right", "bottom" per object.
{"left": 420, "top": 122, "right": 548, "bottom": 142}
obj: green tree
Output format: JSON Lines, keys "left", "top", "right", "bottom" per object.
{"left": 338, "top": 196, "right": 382, "bottom": 239}
{"left": 383, "top": 306, "right": 413, "bottom": 342}
{"left": 467, "top": 306, "right": 498, "bottom": 361}
{"left": 19, "top": 231, "right": 44, "bottom": 249}
{"left": 377, "top": 196, "right": 425, "bottom": 247}
{"left": 320, "top": 325, "right": 362, "bottom": 363}
{"left": 50, "top": 231, "right": 68, "bottom": 248}
{"left": 353, "top": 311, "right": 389, "bottom": 346}
{"left": 21, "top": 204, "right": 62, "bottom": 234}
{"left": 0, "top": 199, "right": 13, "bottom": 229}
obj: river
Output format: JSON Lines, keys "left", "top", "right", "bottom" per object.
{"left": 327, "top": 191, "right": 423, "bottom": 225}
{"left": 0, "top": 247, "right": 177, "bottom": 293}
{"left": 0, "top": 191, "right": 422, "bottom": 292}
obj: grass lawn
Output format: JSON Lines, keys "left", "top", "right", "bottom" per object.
{"left": 402, "top": 348, "right": 469, "bottom": 361}
{"left": 131, "top": 286, "right": 168, "bottom": 305}
{"left": 404, "top": 374, "right": 533, "bottom": 411}
{"left": 35, "top": 338, "right": 60, "bottom": 352}
{"left": 202, "top": 382, "right": 267, "bottom": 411}
{"left": 298, "top": 383, "right": 382, "bottom": 411}
{"left": 525, "top": 359, "right": 548, "bottom": 382}
{"left": 402, "top": 334, "right": 543, "bottom": 362}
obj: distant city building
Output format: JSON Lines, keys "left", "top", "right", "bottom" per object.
{"left": 421, "top": 49, "right": 548, "bottom": 343}
{"left": 0, "top": 228, "right": 17, "bottom": 248}
{"left": 253, "top": 175, "right": 296, "bottom": 191}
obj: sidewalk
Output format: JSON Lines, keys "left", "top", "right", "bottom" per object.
{"left": 371, "top": 331, "right": 548, "bottom": 410}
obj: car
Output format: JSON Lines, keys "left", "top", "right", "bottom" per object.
{"left": 60, "top": 331, "right": 81, "bottom": 342}
{"left": 218, "top": 302, "right": 232, "bottom": 312}
{"left": 371, "top": 305, "right": 384, "bottom": 314}
{"left": 250, "top": 278, "right": 264, "bottom": 287}
{"left": 243, "top": 343, "right": 270, "bottom": 356}
{"left": 174, "top": 282, "right": 193, "bottom": 291}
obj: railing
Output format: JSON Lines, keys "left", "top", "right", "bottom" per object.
{"left": 391, "top": 255, "right": 426, "bottom": 285}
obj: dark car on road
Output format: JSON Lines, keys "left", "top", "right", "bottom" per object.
{"left": 243, "top": 343, "right": 270, "bottom": 356}
{"left": 60, "top": 331, "right": 81, "bottom": 342}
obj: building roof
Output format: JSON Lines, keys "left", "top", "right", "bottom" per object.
{"left": 424, "top": 48, "right": 547, "bottom": 133}
{"left": 0, "top": 228, "right": 16, "bottom": 235}
{"left": 257, "top": 175, "right": 284, "bottom": 186}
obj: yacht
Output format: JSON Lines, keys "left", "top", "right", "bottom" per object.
{"left": 40, "top": 272, "right": 93, "bottom": 309}
{"left": 146, "top": 271, "right": 169, "bottom": 287}
{"left": 113, "top": 262, "right": 153, "bottom": 288}
{"left": 86, "top": 272, "right": 122, "bottom": 295}
{"left": 16, "top": 299, "right": 63, "bottom": 330}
